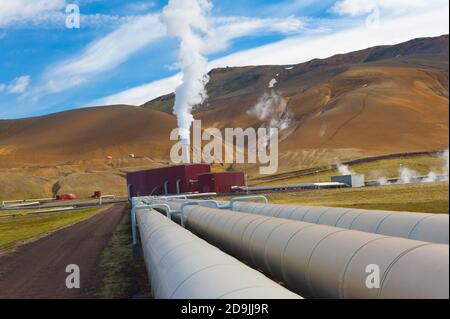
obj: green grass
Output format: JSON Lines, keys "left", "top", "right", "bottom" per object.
{"left": 254, "top": 154, "right": 447, "bottom": 186}
{"left": 97, "top": 209, "right": 152, "bottom": 299}
{"left": 0, "top": 206, "right": 108, "bottom": 252}
{"left": 0, "top": 209, "right": 36, "bottom": 216}
{"left": 0, "top": 207, "right": 73, "bottom": 216}
{"left": 265, "top": 182, "right": 449, "bottom": 214}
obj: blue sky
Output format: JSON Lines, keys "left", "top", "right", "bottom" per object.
{"left": 0, "top": 0, "right": 448, "bottom": 119}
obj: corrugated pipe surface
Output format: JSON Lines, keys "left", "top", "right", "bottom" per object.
{"left": 136, "top": 207, "right": 302, "bottom": 299}
{"left": 229, "top": 202, "right": 449, "bottom": 244}
{"left": 171, "top": 204, "right": 448, "bottom": 299}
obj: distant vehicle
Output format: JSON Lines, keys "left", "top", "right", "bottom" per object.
{"left": 56, "top": 194, "right": 77, "bottom": 201}
{"left": 106, "top": 156, "right": 113, "bottom": 160}
{"left": 129, "top": 154, "right": 135, "bottom": 158}
{"left": 91, "top": 191, "right": 102, "bottom": 199}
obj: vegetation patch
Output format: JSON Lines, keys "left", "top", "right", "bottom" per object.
{"left": 0, "top": 207, "right": 107, "bottom": 251}
{"left": 267, "top": 182, "right": 449, "bottom": 214}
{"left": 97, "top": 209, "right": 152, "bottom": 299}
{"left": 255, "top": 154, "right": 448, "bottom": 186}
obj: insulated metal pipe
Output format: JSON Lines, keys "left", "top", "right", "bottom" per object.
{"left": 229, "top": 202, "right": 449, "bottom": 244}
{"left": 136, "top": 207, "right": 302, "bottom": 299}
{"left": 99, "top": 194, "right": 115, "bottom": 205}
{"left": 172, "top": 204, "right": 448, "bottom": 299}
{"left": 150, "top": 197, "right": 269, "bottom": 226}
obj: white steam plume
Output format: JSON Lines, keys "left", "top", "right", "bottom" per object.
{"left": 161, "top": 0, "right": 212, "bottom": 141}
{"left": 398, "top": 166, "right": 418, "bottom": 184}
{"left": 337, "top": 163, "right": 353, "bottom": 175}
{"left": 248, "top": 72, "right": 292, "bottom": 144}
{"left": 248, "top": 89, "right": 293, "bottom": 146}
{"left": 268, "top": 78, "right": 277, "bottom": 88}
{"left": 373, "top": 150, "right": 449, "bottom": 185}
{"left": 423, "top": 171, "right": 438, "bottom": 183}
{"left": 249, "top": 90, "right": 291, "bottom": 129}
{"left": 422, "top": 149, "right": 449, "bottom": 183}
{"left": 377, "top": 176, "right": 389, "bottom": 186}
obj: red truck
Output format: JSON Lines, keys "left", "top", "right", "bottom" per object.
{"left": 56, "top": 194, "right": 77, "bottom": 201}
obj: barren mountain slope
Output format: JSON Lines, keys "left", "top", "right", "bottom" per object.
{"left": 145, "top": 35, "right": 449, "bottom": 170}
{"left": 0, "top": 105, "right": 178, "bottom": 166}
{"left": 0, "top": 35, "right": 448, "bottom": 199}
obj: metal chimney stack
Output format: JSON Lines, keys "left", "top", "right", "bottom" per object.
{"left": 181, "top": 138, "right": 190, "bottom": 164}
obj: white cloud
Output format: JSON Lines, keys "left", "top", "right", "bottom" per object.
{"left": 205, "top": 16, "right": 305, "bottom": 53}
{"left": 264, "top": 0, "right": 336, "bottom": 17}
{"left": 9, "top": 11, "right": 136, "bottom": 29}
{"left": 0, "top": 83, "right": 6, "bottom": 92}
{"left": 212, "top": 7, "right": 448, "bottom": 67}
{"left": 125, "top": 1, "right": 156, "bottom": 13}
{"left": 332, "top": 0, "right": 440, "bottom": 16}
{"left": 90, "top": 5, "right": 449, "bottom": 107}
{"left": 30, "top": 13, "right": 305, "bottom": 100}
{"left": 0, "top": 0, "right": 140, "bottom": 29}
{"left": 91, "top": 74, "right": 182, "bottom": 106}
{"left": 89, "top": 15, "right": 305, "bottom": 106}
{"left": 0, "top": 0, "right": 66, "bottom": 28}
{"left": 7, "top": 75, "right": 31, "bottom": 94}
{"left": 332, "top": 0, "right": 377, "bottom": 16}
{"left": 30, "top": 14, "right": 165, "bottom": 97}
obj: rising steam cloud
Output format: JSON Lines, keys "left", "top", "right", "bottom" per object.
{"left": 249, "top": 91, "right": 292, "bottom": 130}
{"left": 248, "top": 74, "right": 293, "bottom": 147}
{"left": 337, "top": 164, "right": 354, "bottom": 176}
{"left": 373, "top": 149, "right": 449, "bottom": 185}
{"left": 248, "top": 89, "right": 293, "bottom": 147}
{"left": 398, "top": 167, "right": 418, "bottom": 184}
{"left": 161, "top": 0, "right": 212, "bottom": 141}
{"left": 419, "top": 149, "right": 449, "bottom": 183}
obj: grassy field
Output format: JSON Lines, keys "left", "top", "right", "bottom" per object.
{"left": 0, "top": 207, "right": 75, "bottom": 216}
{"left": 252, "top": 154, "right": 448, "bottom": 186}
{"left": 97, "top": 209, "right": 152, "bottom": 299}
{"left": 0, "top": 206, "right": 109, "bottom": 252}
{"left": 264, "top": 182, "right": 449, "bottom": 214}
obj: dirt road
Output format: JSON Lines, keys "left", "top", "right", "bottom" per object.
{"left": 0, "top": 204, "right": 127, "bottom": 299}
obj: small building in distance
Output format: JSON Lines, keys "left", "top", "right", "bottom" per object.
{"left": 126, "top": 164, "right": 211, "bottom": 197}
{"left": 331, "top": 174, "right": 365, "bottom": 188}
{"left": 198, "top": 172, "right": 246, "bottom": 194}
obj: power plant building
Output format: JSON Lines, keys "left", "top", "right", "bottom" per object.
{"left": 331, "top": 174, "right": 365, "bottom": 188}
{"left": 127, "top": 164, "right": 211, "bottom": 197}
{"left": 198, "top": 172, "right": 246, "bottom": 194}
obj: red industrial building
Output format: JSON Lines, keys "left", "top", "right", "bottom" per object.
{"left": 127, "top": 164, "right": 247, "bottom": 197}
{"left": 126, "top": 164, "right": 211, "bottom": 197}
{"left": 198, "top": 172, "right": 246, "bottom": 194}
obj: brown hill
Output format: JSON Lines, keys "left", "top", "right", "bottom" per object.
{"left": 0, "top": 35, "right": 449, "bottom": 199}
{"left": 0, "top": 105, "right": 177, "bottom": 166}
{"left": 0, "top": 105, "right": 178, "bottom": 199}
{"left": 144, "top": 35, "right": 449, "bottom": 170}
